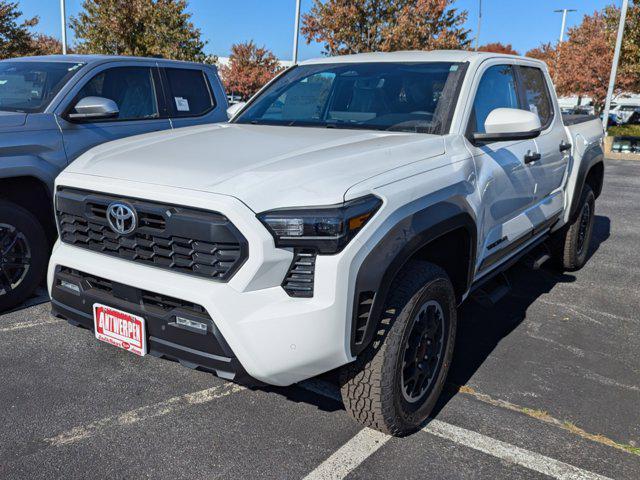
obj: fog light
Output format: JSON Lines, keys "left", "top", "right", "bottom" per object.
{"left": 60, "top": 280, "right": 80, "bottom": 294}
{"left": 175, "top": 316, "right": 208, "bottom": 333}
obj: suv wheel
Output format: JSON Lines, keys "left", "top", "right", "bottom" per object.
{"left": 0, "top": 200, "right": 48, "bottom": 312}
{"left": 552, "top": 185, "right": 595, "bottom": 271}
{"left": 340, "top": 261, "right": 457, "bottom": 436}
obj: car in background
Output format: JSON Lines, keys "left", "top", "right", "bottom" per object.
{"left": 612, "top": 136, "right": 640, "bottom": 153}
{"left": 611, "top": 103, "right": 640, "bottom": 124}
{"left": 0, "top": 55, "right": 228, "bottom": 311}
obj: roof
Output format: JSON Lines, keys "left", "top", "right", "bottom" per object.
{"left": 0, "top": 54, "right": 208, "bottom": 67}
{"left": 300, "top": 49, "right": 530, "bottom": 65}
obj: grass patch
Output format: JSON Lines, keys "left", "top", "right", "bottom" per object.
{"left": 608, "top": 124, "right": 640, "bottom": 137}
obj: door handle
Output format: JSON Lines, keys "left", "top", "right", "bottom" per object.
{"left": 559, "top": 141, "right": 572, "bottom": 152}
{"left": 524, "top": 151, "right": 541, "bottom": 164}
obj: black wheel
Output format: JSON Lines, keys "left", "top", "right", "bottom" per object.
{"left": 0, "top": 200, "right": 49, "bottom": 312}
{"left": 340, "top": 261, "right": 457, "bottom": 436}
{"left": 552, "top": 185, "right": 595, "bottom": 271}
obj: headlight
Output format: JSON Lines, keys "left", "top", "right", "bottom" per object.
{"left": 257, "top": 195, "right": 382, "bottom": 254}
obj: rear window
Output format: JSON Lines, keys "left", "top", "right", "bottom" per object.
{"left": 165, "top": 68, "right": 215, "bottom": 117}
{"left": 518, "top": 66, "right": 554, "bottom": 128}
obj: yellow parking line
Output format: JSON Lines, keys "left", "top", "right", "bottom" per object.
{"left": 452, "top": 384, "right": 640, "bottom": 456}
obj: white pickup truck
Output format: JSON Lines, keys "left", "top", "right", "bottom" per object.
{"left": 48, "top": 50, "right": 604, "bottom": 435}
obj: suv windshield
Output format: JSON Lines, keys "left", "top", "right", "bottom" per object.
{"left": 235, "top": 62, "right": 466, "bottom": 134}
{"left": 0, "top": 61, "right": 84, "bottom": 113}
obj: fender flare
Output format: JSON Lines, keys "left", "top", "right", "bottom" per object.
{"left": 569, "top": 143, "right": 604, "bottom": 220}
{"left": 350, "top": 196, "right": 477, "bottom": 356}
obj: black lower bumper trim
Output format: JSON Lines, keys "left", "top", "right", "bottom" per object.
{"left": 50, "top": 267, "right": 259, "bottom": 385}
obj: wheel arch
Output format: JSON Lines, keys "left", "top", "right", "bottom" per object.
{"left": 350, "top": 198, "right": 477, "bottom": 356}
{"left": 0, "top": 175, "right": 56, "bottom": 243}
{"left": 569, "top": 143, "right": 604, "bottom": 220}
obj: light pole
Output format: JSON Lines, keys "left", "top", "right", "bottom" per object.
{"left": 554, "top": 8, "right": 576, "bottom": 42}
{"left": 602, "top": 0, "right": 630, "bottom": 130}
{"left": 60, "top": 0, "right": 67, "bottom": 55}
{"left": 475, "top": 0, "right": 482, "bottom": 51}
{"left": 292, "top": 0, "right": 301, "bottom": 64}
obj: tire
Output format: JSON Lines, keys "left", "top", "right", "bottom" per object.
{"left": 340, "top": 261, "right": 457, "bottom": 436}
{"left": 552, "top": 185, "right": 596, "bottom": 271}
{"left": 0, "top": 200, "right": 49, "bottom": 312}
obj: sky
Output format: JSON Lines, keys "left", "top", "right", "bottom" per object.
{"left": 17, "top": 0, "right": 617, "bottom": 61}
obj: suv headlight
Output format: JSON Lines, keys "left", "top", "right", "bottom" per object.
{"left": 257, "top": 195, "right": 382, "bottom": 254}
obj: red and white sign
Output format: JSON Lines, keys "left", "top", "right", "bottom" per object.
{"left": 93, "top": 303, "right": 147, "bottom": 356}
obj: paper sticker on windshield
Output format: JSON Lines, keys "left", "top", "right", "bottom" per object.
{"left": 175, "top": 97, "right": 190, "bottom": 111}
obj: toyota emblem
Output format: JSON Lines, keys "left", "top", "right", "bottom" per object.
{"left": 106, "top": 202, "right": 137, "bottom": 235}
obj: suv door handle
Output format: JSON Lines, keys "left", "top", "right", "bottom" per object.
{"left": 524, "top": 151, "right": 541, "bottom": 164}
{"left": 559, "top": 141, "right": 572, "bottom": 152}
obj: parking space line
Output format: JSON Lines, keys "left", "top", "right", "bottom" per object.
{"left": 302, "top": 428, "right": 390, "bottom": 480}
{"left": 0, "top": 318, "right": 64, "bottom": 333}
{"left": 424, "top": 419, "right": 612, "bottom": 480}
{"left": 299, "top": 380, "right": 613, "bottom": 480}
{"left": 44, "top": 382, "right": 245, "bottom": 447}
{"left": 453, "top": 384, "right": 640, "bottom": 456}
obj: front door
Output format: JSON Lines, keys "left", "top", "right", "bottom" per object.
{"left": 57, "top": 64, "right": 171, "bottom": 162}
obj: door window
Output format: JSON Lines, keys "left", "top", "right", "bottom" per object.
{"left": 74, "top": 66, "right": 159, "bottom": 120}
{"left": 518, "top": 66, "right": 554, "bottom": 128}
{"left": 165, "top": 68, "right": 214, "bottom": 117}
{"left": 470, "top": 65, "right": 519, "bottom": 134}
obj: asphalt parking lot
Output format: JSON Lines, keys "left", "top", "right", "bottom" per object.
{"left": 1, "top": 158, "right": 639, "bottom": 480}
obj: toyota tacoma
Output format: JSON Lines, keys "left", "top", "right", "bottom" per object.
{"left": 48, "top": 51, "right": 605, "bottom": 435}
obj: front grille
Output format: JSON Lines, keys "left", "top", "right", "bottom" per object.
{"left": 282, "top": 249, "right": 316, "bottom": 297}
{"left": 56, "top": 188, "right": 248, "bottom": 281}
{"left": 58, "top": 267, "right": 208, "bottom": 316}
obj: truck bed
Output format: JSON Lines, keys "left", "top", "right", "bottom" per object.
{"left": 561, "top": 114, "right": 599, "bottom": 126}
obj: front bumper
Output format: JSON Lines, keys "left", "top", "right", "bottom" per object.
{"left": 51, "top": 266, "right": 252, "bottom": 383}
{"left": 47, "top": 173, "right": 360, "bottom": 386}
{"left": 49, "top": 241, "right": 353, "bottom": 386}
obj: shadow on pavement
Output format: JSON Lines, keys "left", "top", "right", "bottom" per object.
{"left": 433, "top": 214, "right": 611, "bottom": 415}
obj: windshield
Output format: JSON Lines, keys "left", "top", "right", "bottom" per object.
{"left": 234, "top": 62, "right": 466, "bottom": 134}
{"left": 0, "top": 61, "right": 84, "bottom": 113}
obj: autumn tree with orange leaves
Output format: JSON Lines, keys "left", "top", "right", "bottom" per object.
{"left": 478, "top": 42, "right": 519, "bottom": 55}
{"left": 525, "top": 42, "right": 557, "bottom": 78}
{"left": 219, "top": 41, "right": 282, "bottom": 100}
{"left": 526, "top": 4, "right": 639, "bottom": 112}
{"left": 30, "top": 34, "right": 66, "bottom": 55}
{"left": 301, "top": 0, "right": 470, "bottom": 56}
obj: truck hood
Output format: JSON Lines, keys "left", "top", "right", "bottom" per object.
{"left": 0, "top": 111, "right": 27, "bottom": 128}
{"left": 65, "top": 123, "right": 445, "bottom": 212}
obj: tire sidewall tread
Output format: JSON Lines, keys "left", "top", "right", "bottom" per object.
{"left": 340, "top": 261, "right": 457, "bottom": 436}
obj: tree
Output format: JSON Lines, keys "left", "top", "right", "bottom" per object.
{"left": 0, "top": 1, "right": 38, "bottom": 59}
{"left": 478, "top": 42, "right": 519, "bottom": 55}
{"left": 71, "top": 0, "right": 206, "bottom": 61}
{"left": 605, "top": 0, "right": 640, "bottom": 92}
{"left": 219, "top": 41, "right": 282, "bottom": 100}
{"left": 301, "top": 0, "right": 470, "bottom": 56}
{"left": 525, "top": 42, "right": 557, "bottom": 79}
{"left": 30, "top": 34, "right": 65, "bottom": 56}
{"left": 554, "top": 9, "right": 635, "bottom": 112}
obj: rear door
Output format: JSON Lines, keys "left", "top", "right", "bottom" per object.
{"left": 56, "top": 61, "right": 171, "bottom": 161}
{"left": 516, "top": 64, "right": 570, "bottom": 202}
{"left": 161, "top": 65, "right": 228, "bottom": 129}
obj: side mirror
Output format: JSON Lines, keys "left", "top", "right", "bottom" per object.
{"left": 227, "top": 102, "right": 246, "bottom": 119}
{"left": 473, "top": 108, "right": 542, "bottom": 144}
{"left": 68, "top": 96, "right": 119, "bottom": 120}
